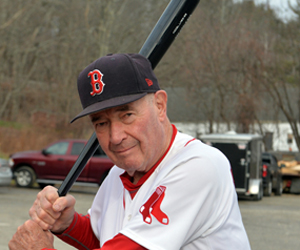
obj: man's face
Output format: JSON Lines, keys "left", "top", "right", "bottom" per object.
{"left": 90, "top": 92, "right": 167, "bottom": 177}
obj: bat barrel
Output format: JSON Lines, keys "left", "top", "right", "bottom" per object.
{"left": 139, "top": 0, "right": 200, "bottom": 69}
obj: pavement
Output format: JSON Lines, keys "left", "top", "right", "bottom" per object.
{"left": 1, "top": 184, "right": 300, "bottom": 250}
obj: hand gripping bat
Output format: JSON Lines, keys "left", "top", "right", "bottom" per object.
{"left": 58, "top": 0, "right": 200, "bottom": 196}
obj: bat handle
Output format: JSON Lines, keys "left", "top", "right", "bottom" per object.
{"left": 57, "top": 132, "right": 99, "bottom": 196}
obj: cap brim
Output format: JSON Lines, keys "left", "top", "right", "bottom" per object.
{"left": 70, "top": 93, "right": 147, "bottom": 123}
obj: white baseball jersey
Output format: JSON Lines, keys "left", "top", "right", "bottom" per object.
{"left": 89, "top": 127, "right": 251, "bottom": 250}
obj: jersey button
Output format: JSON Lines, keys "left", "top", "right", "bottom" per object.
{"left": 128, "top": 214, "right": 132, "bottom": 221}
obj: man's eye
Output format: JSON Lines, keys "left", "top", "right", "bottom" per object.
{"left": 121, "top": 112, "right": 134, "bottom": 123}
{"left": 97, "top": 122, "right": 107, "bottom": 127}
{"left": 124, "top": 112, "right": 134, "bottom": 119}
{"left": 95, "top": 121, "right": 108, "bottom": 131}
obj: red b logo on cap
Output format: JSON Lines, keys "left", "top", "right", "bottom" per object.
{"left": 88, "top": 69, "right": 105, "bottom": 96}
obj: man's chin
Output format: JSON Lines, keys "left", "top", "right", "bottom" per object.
{"left": 117, "top": 163, "right": 138, "bottom": 174}
{"left": 119, "top": 163, "right": 145, "bottom": 176}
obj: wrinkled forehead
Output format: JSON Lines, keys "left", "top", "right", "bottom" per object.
{"left": 89, "top": 103, "right": 131, "bottom": 122}
{"left": 89, "top": 93, "right": 155, "bottom": 122}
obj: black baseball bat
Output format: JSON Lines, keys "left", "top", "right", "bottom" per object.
{"left": 58, "top": 0, "right": 200, "bottom": 196}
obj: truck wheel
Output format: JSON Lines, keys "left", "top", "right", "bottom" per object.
{"left": 275, "top": 175, "right": 283, "bottom": 196}
{"left": 15, "top": 166, "right": 36, "bottom": 188}
{"left": 263, "top": 179, "right": 272, "bottom": 197}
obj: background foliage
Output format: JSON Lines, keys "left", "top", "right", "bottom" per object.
{"left": 0, "top": 0, "right": 299, "bottom": 155}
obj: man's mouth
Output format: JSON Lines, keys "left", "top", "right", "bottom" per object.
{"left": 113, "top": 145, "right": 136, "bottom": 154}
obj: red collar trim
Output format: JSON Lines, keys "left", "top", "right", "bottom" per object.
{"left": 120, "top": 124, "right": 177, "bottom": 198}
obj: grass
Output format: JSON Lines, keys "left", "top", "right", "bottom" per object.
{"left": 0, "top": 118, "right": 92, "bottom": 158}
{"left": 0, "top": 152, "right": 8, "bottom": 159}
{"left": 0, "top": 120, "right": 23, "bottom": 130}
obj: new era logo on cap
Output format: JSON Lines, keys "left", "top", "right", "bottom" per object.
{"left": 71, "top": 53, "right": 160, "bottom": 123}
{"left": 145, "top": 78, "right": 153, "bottom": 87}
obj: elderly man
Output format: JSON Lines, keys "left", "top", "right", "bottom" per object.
{"left": 9, "top": 53, "right": 251, "bottom": 250}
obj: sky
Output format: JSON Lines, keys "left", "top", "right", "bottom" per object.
{"left": 234, "top": 0, "right": 298, "bottom": 21}
{"left": 254, "top": 0, "right": 298, "bottom": 21}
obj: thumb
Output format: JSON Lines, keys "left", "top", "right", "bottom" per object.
{"left": 52, "top": 195, "right": 76, "bottom": 212}
{"left": 50, "top": 195, "right": 76, "bottom": 233}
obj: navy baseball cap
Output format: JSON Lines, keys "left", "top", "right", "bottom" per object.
{"left": 71, "top": 53, "right": 160, "bottom": 123}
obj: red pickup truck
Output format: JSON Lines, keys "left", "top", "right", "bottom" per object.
{"left": 9, "top": 139, "right": 114, "bottom": 188}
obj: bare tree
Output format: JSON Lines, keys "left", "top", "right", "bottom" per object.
{"left": 0, "top": 0, "right": 168, "bottom": 128}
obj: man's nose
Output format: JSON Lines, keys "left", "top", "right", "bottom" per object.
{"left": 110, "top": 121, "right": 126, "bottom": 145}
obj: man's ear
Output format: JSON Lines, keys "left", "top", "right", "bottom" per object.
{"left": 154, "top": 90, "right": 168, "bottom": 120}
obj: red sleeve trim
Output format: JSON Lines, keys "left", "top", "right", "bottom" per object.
{"left": 101, "top": 233, "right": 147, "bottom": 250}
{"left": 44, "top": 217, "right": 146, "bottom": 250}
{"left": 41, "top": 233, "right": 146, "bottom": 250}
{"left": 55, "top": 212, "right": 100, "bottom": 250}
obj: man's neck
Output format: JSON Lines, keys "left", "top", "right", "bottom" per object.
{"left": 132, "top": 123, "right": 174, "bottom": 185}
